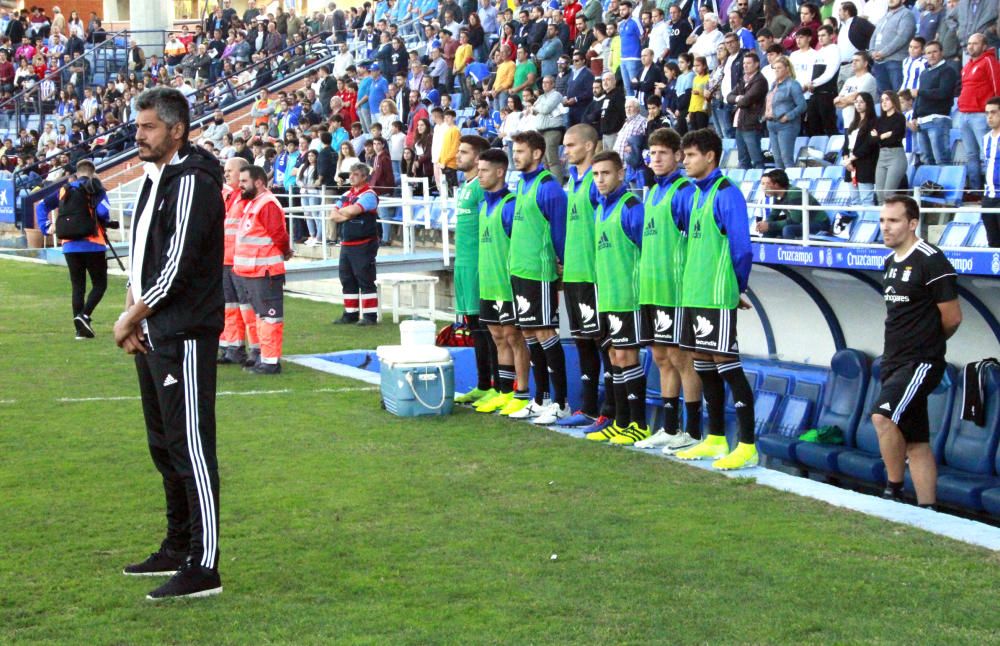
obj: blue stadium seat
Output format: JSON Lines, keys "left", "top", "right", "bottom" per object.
{"left": 848, "top": 209, "right": 882, "bottom": 244}
{"left": 721, "top": 148, "right": 740, "bottom": 169}
{"left": 938, "top": 212, "right": 981, "bottom": 247}
{"left": 761, "top": 349, "right": 867, "bottom": 462}
{"left": 740, "top": 180, "right": 756, "bottom": 200}
{"left": 773, "top": 395, "right": 813, "bottom": 437}
{"left": 744, "top": 168, "right": 764, "bottom": 183}
{"left": 915, "top": 363, "right": 1000, "bottom": 510}
{"left": 793, "top": 136, "right": 809, "bottom": 162}
{"left": 728, "top": 168, "right": 746, "bottom": 184}
{"left": 725, "top": 389, "right": 782, "bottom": 449}
{"left": 834, "top": 358, "right": 887, "bottom": 483}
{"left": 821, "top": 165, "right": 843, "bottom": 180}
{"left": 910, "top": 164, "right": 941, "bottom": 191}
{"left": 802, "top": 166, "right": 823, "bottom": 181}
{"left": 826, "top": 134, "right": 845, "bottom": 157}
{"left": 826, "top": 180, "right": 853, "bottom": 207}
{"left": 921, "top": 165, "right": 967, "bottom": 206}
{"left": 723, "top": 137, "right": 736, "bottom": 151}
{"left": 785, "top": 167, "right": 803, "bottom": 181}
{"left": 760, "top": 137, "right": 770, "bottom": 150}
{"left": 806, "top": 136, "right": 829, "bottom": 155}
{"left": 812, "top": 178, "right": 838, "bottom": 205}
{"left": 794, "top": 178, "right": 814, "bottom": 194}
{"left": 966, "top": 222, "right": 990, "bottom": 248}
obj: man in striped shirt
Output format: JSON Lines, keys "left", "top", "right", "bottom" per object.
{"left": 981, "top": 97, "right": 1000, "bottom": 247}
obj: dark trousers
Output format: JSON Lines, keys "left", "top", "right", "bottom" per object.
{"left": 982, "top": 196, "right": 1000, "bottom": 248}
{"left": 65, "top": 250, "right": 108, "bottom": 318}
{"left": 806, "top": 93, "right": 837, "bottom": 136}
{"left": 338, "top": 238, "right": 379, "bottom": 320}
{"left": 136, "top": 335, "right": 221, "bottom": 570}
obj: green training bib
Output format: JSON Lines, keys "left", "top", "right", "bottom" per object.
{"left": 681, "top": 178, "right": 739, "bottom": 309}
{"left": 562, "top": 169, "right": 597, "bottom": 284}
{"left": 639, "top": 177, "right": 689, "bottom": 307}
{"left": 478, "top": 193, "right": 517, "bottom": 302}
{"left": 510, "top": 171, "right": 558, "bottom": 282}
{"left": 594, "top": 191, "right": 641, "bottom": 312}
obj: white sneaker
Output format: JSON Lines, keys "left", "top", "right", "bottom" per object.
{"left": 634, "top": 428, "right": 674, "bottom": 449}
{"left": 304, "top": 237, "right": 317, "bottom": 246}
{"left": 532, "top": 402, "right": 571, "bottom": 425}
{"left": 661, "top": 431, "right": 698, "bottom": 455}
{"left": 508, "top": 399, "right": 550, "bottom": 419}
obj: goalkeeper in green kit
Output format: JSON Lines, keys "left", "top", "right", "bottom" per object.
{"left": 452, "top": 135, "right": 502, "bottom": 406}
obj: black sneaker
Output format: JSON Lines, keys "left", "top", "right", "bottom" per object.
{"left": 146, "top": 561, "right": 222, "bottom": 601}
{"left": 247, "top": 361, "right": 282, "bottom": 375}
{"left": 332, "top": 315, "right": 358, "bottom": 325}
{"left": 218, "top": 348, "right": 248, "bottom": 365}
{"left": 74, "top": 315, "right": 95, "bottom": 339}
{"left": 123, "top": 550, "right": 186, "bottom": 576}
{"left": 357, "top": 317, "right": 378, "bottom": 326}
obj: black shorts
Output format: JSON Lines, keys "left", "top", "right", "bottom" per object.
{"left": 679, "top": 307, "right": 739, "bottom": 357}
{"left": 640, "top": 304, "right": 683, "bottom": 346}
{"left": 599, "top": 310, "right": 642, "bottom": 348}
{"left": 510, "top": 275, "right": 559, "bottom": 329}
{"left": 870, "top": 360, "right": 947, "bottom": 443}
{"left": 479, "top": 298, "right": 516, "bottom": 326}
{"left": 564, "top": 281, "right": 600, "bottom": 336}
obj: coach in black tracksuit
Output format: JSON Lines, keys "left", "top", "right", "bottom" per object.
{"left": 114, "top": 87, "right": 226, "bottom": 601}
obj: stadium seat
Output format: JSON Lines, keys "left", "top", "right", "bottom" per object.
{"left": 826, "top": 134, "right": 845, "bottom": 157}
{"left": 721, "top": 148, "right": 739, "bottom": 169}
{"left": 744, "top": 168, "right": 764, "bottom": 183}
{"left": 725, "top": 389, "right": 782, "bottom": 449}
{"left": 802, "top": 166, "right": 823, "bottom": 181}
{"left": 937, "top": 212, "right": 981, "bottom": 247}
{"left": 812, "top": 178, "right": 838, "bottom": 205}
{"left": 760, "top": 349, "right": 869, "bottom": 464}
{"left": 912, "top": 363, "right": 1000, "bottom": 510}
{"left": 728, "top": 168, "right": 746, "bottom": 184}
{"left": 826, "top": 180, "right": 854, "bottom": 207}
{"left": 785, "top": 167, "right": 803, "bottom": 181}
{"left": 910, "top": 164, "right": 941, "bottom": 191}
{"left": 966, "top": 222, "right": 990, "bottom": 248}
{"left": 723, "top": 137, "right": 736, "bottom": 152}
{"left": 772, "top": 395, "right": 813, "bottom": 437}
{"left": 921, "top": 165, "right": 967, "bottom": 206}
{"left": 792, "top": 136, "right": 809, "bottom": 162}
{"left": 794, "top": 178, "right": 814, "bottom": 194}
{"left": 848, "top": 209, "right": 882, "bottom": 244}
{"left": 740, "top": 180, "right": 756, "bottom": 200}
{"left": 835, "top": 359, "right": 889, "bottom": 483}
{"left": 806, "top": 136, "right": 829, "bottom": 155}
{"left": 821, "top": 165, "right": 843, "bottom": 180}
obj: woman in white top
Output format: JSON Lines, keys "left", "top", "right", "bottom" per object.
{"left": 499, "top": 94, "right": 524, "bottom": 166}
{"left": 335, "top": 142, "right": 360, "bottom": 190}
{"left": 377, "top": 99, "right": 399, "bottom": 134}
{"left": 67, "top": 11, "right": 86, "bottom": 40}
{"left": 296, "top": 149, "right": 323, "bottom": 245}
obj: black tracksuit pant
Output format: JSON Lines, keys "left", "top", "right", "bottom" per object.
{"left": 135, "top": 335, "right": 220, "bottom": 570}
{"left": 65, "top": 251, "right": 107, "bottom": 318}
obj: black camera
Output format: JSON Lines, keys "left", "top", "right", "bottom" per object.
{"left": 105, "top": 220, "right": 120, "bottom": 230}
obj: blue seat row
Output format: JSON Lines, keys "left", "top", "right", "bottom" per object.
{"left": 759, "top": 356, "right": 1000, "bottom": 515}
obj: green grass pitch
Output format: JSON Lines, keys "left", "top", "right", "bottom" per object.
{"left": 2, "top": 261, "right": 999, "bottom": 644}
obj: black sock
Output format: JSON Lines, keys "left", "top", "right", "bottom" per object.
{"left": 612, "top": 366, "right": 629, "bottom": 428}
{"left": 540, "top": 335, "right": 567, "bottom": 407}
{"left": 684, "top": 400, "right": 703, "bottom": 440}
{"left": 718, "top": 361, "right": 756, "bottom": 444}
{"left": 599, "top": 343, "right": 615, "bottom": 418}
{"left": 497, "top": 364, "right": 515, "bottom": 394}
{"left": 622, "top": 363, "right": 647, "bottom": 430}
{"left": 470, "top": 320, "right": 491, "bottom": 391}
{"left": 694, "top": 360, "right": 726, "bottom": 437}
{"left": 663, "top": 396, "right": 680, "bottom": 434}
{"left": 575, "top": 338, "right": 601, "bottom": 417}
{"left": 487, "top": 332, "right": 500, "bottom": 390}
{"left": 885, "top": 480, "right": 904, "bottom": 499}
{"left": 526, "top": 337, "right": 550, "bottom": 405}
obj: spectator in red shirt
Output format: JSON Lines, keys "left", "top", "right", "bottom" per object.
{"left": 0, "top": 52, "right": 14, "bottom": 92}
{"left": 563, "top": 0, "right": 583, "bottom": 40}
{"left": 369, "top": 136, "right": 397, "bottom": 245}
{"left": 338, "top": 80, "right": 358, "bottom": 130}
{"left": 958, "top": 33, "right": 1000, "bottom": 194}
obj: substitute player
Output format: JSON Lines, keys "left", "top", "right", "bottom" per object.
{"left": 452, "top": 135, "right": 502, "bottom": 406}
{"left": 233, "top": 164, "right": 293, "bottom": 375}
{"left": 873, "top": 195, "right": 961, "bottom": 508}
{"left": 672, "top": 129, "right": 758, "bottom": 470}
{"left": 508, "top": 130, "right": 570, "bottom": 425}
{"left": 218, "top": 157, "right": 257, "bottom": 366}
{"left": 632, "top": 128, "right": 705, "bottom": 454}
{"left": 556, "top": 123, "right": 616, "bottom": 435}
{"left": 472, "top": 148, "right": 534, "bottom": 415}
{"left": 585, "top": 151, "right": 650, "bottom": 445}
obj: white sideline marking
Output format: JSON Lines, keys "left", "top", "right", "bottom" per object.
{"left": 285, "top": 354, "right": 382, "bottom": 385}
{"left": 0, "top": 386, "right": 377, "bottom": 405}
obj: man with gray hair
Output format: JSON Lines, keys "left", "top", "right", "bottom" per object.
{"left": 532, "top": 75, "right": 567, "bottom": 182}
{"left": 330, "top": 163, "right": 382, "bottom": 325}
{"left": 689, "top": 12, "right": 725, "bottom": 70}
{"left": 115, "top": 87, "right": 226, "bottom": 600}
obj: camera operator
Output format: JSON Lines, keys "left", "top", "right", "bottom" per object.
{"left": 35, "top": 159, "right": 113, "bottom": 339}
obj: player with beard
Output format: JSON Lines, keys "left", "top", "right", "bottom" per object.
{"left": 632, "top": 128, "right": 705, "bottom": 454}
{"left": 507, "top": 130, "right": 570, "bottom": 426}
{"left": 585, "top": 150, "right": 650, "bottom": 444}
{"left": 555, "top": 123, "right": 617, "bottom": 435}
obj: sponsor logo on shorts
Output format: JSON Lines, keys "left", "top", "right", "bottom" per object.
{"left": 694, "top": 315, "right": 714, "bottom": 339}
{"left": 654, "top": 310, "right": 673, "bottom": 333}
{"left": 607, "top": 314, "right": 624, "bottom": 336}
{"left": 880, "top": 402, "right": 892, "bottom": 411}
{"left": 494, "top": 300, "right": 503, "bottom": 311}
{"left": 579, "top": 302, "right": 595, "bottom": 323}
{"left": 516, "top": 295, "right": 531, "bottom": 315}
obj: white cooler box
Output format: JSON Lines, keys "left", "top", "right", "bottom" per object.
{"left": 377, "top": 345, "right": 454, "bottom": 417}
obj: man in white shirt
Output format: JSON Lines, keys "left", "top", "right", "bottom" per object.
{"left": 689, "top": 12, "right": 724, "bottom": 70}
{"left": 789, "top": 28, "right": 818, "bottom": 99}
{"left": 332, "top": 41, "right": 354, "bottom": 78}
{"left": 648, "top": 7, "right": 670, "bottom": 62}
{"left": 834, "top": 50, "right": 878, "bottom": 127}
{"left": 804, "top": 25, "right": 842, "bottom": 135}
{"left": 899, "top": 37, "right": 927, "bottom": 91}
{"left": 81, "top": 88, "right": 99, "bottom": 121}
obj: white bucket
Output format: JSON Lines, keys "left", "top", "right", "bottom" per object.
{"left": 399, "top": 319, "right": 437, "bottom": 346}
